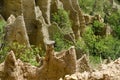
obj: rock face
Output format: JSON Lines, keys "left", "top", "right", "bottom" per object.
{"left": 5, "top": 15, "right": 31, "bottom": 47}
{"left": 2, "top": 0, "right": 22, "bottom": 19}
{"left": 0, "top": 0, "right": 3, "bottom": 14}
{"left": 34, "top": 6, "right": 50, "bottom": 49}
{"left": 36, "top": 0, "right": 51, "bottom": 25}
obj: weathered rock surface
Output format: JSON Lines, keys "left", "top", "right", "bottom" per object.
{"left": 62, "top": 58, "right": 120, "bottom": 80}
{"left": 34, "top": 6, "right": 50, "bottom": 49}
{"left": 36, "top": 0, "right": 51, "bottom": 25}
{"left": 22, "top": 0, "right": 36, "bottom": 34}
{"left": 2, "top": 0, "right": 22, "bottom": 19}
{"left": 50, "top": 0, "right": 63, "bottom": 15}
{"left": 5, "top": 15, "right": 31, "bottom": 48}
{"left": 0, "top": 0, "right": 3, "bottom": 14}
{"left": 76, "top": 54, "right": 91, "bottom": 72}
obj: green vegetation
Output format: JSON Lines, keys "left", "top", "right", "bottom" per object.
{"left": 53, "top": 32, "right": 73, "bottom": 51}
{"left": 52, "top": 9, "right": 71, "bottom": 29}
{"left": 92, "top": 20, "right": 104, "bottom": 35}
{"left": 106, "top": 11, "right": 120, "bottom": 38}
{"left": 51, "top": 9, "right": 73, "bottom": 51}
{"left": 78, "top": 0, "right": 95, "bottom": 13}
{"left": 0, "top": 19, "right": 6, "bottom": 44}
{"left": 0, "top": 42, "right": 44, "bottom": 66}
{"left": 83, "top": 26, "right": 120, "bottom": 60}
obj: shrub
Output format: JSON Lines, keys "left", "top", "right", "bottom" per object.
{"left": 83, "top": 26, "right": 120, "bottom": 60}
{"left": 0, "top": 19, "right": 6, "bottom": 44}
{"left": 51, "top": 9, "right": 71, "bottom": 29}
{"left": 0, "top": 42, "right": 45, "bottom": 66}
{"left": 106, "top": 11, "right": 120, "bottom": 38}
{"left": 78, "top": 0, "right": 95, "bottom": 13}
{"left": 95, "top": 36, "right": 120, "bottom": 59}
{"left": 92, "top": 20, "right": 104, "bottom": 35}
{"left": 53, "top": 33, "right": 73, "bottom": 51}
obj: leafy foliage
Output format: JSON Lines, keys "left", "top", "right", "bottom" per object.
{"left": 52, "top": 9, "right": 71, "bottom": 29}
{"left": 53, "top": 33, "right": 72, "bottom": 51}
{"left": 83, "top": 26, "right": 120, "bottom": 59}
{"left": 92, "top": 20, "right": 104, "bottom": 35}
{"left": 0, "top": 19, "right": 6, "bottom": 44}
{"left": 78, "top": 0, "right": 95, "bottom": 13}
{"left": 106, "top": 11, "right": 120, "bottom": 38}
{"left": 0, "top": 43, "right": 45, "bottom": 66}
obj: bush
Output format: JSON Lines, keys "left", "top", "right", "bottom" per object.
{"left": 0, "top": 43, "right": 45, "bottom": 66}
{"left": 53, "top": 33, "right": 73, "bottom": 51}
{"left": 95, "top": 36, "right": 120, "bottom": 59}
{"left": 78, "top": 0, "right": 95, "bottom": 13}
{"left": 92, "top": 20, "right": 104, "bottom": 35}
{"left": 106, "top": 11, "right": 120, "bottom": 38}
{"left": 83, "top": 26, "right": 120, "bottom": 60}
{"left": 51, "top": 9, "right": 73, "bottom": 51}
{"left": 0, "top": 19, "right": 6, "bottom": 44}
{"left": 51, "top": 9, "right": 71, "bottom": 29}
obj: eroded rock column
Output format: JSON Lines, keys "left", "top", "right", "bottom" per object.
{"left": 60, "top": 0, "right": 80, "bottom": 40}
{"left": 71, "top": 0, "right": 86, "bottom": 36}
{"left": 5, "top": 15, "right": 30, "bottom": 48}
{"left": 36, "top": 0, "right": 51, "bottom": 25}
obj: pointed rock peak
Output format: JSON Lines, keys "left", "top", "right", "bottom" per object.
{"left": 69, "top": 46, "right": 75, "bottom": 50}
{"left": 7, "top": 14, "right": 16, "bottom": 24}
{"left": 67, "top": 46, "right": 76, "bottom": 55}
{"left": 5, "top": 51, "right": 16, "bottom": 66}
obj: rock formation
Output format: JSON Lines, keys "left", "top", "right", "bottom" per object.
{"left": 1, "top": 0, "right": 51, "bottom": 49}
{"left": 0, "top": 43, "right": 78, "bottom": 80}
{"left": 71, "top": 0, "right": 86, "bottom": 36}
{"left": 60, "top": 0, "right": 80, "bottom": 39}
{"left": 36, "top": 0, "right": 51, "bottom": 25}
{"left": 5, "top": 15, "right": 31, "bottom": 48}
{"left": 0, "top": 0, "right": 3, "bottom": 14}
{"left": 76, "top": 54, "right": 91, "bottom": 72}
{"left": 34, "top": 6, "right": 50, "bottom": 49}
{"left": 0, "top": 45, "right": 120, "bottom": 80}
